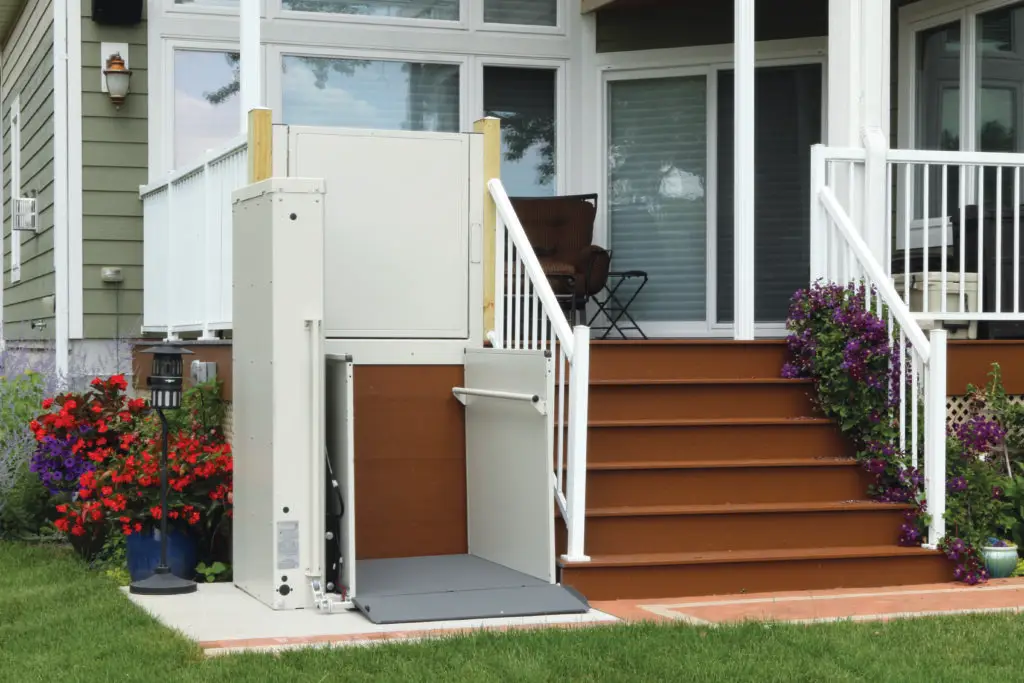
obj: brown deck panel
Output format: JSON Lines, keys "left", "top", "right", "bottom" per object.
{"left": 353, "top": 365, "right": 467, "bottom": 560}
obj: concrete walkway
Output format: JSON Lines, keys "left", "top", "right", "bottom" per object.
{"left": 125, "top": 579, "right": 1024, "bottom": 654}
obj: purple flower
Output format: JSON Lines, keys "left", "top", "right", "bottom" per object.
{"left": 948, "top": 476, "right": 968, "bottom": 494}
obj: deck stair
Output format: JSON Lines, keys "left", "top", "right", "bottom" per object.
{"left": 558, "top": 340, "right": 950, "bottom": 600}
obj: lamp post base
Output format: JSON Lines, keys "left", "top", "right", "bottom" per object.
{"left": 129, "top": 566, "right": 197, "bottom": 596}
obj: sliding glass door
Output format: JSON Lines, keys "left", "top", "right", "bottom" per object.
{"left": 604, "top": 63, "right": 822, "bottom": 336}
{"left": 607, "top": 75, "right": 709, "bottom": 334}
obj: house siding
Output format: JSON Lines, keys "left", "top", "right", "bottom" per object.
{"left": 596, "top": 0, "right": 828, "bottom": 53}
{"left": 80, "top": 3, "right": 147, "bottom": 340}
{"left": 2, "top": 0, "right": 55, "bottom": 341}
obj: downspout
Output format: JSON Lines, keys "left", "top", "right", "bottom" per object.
{"left": 53, "top": 0, "right": 70, "bottom": 384}
{"left": 0, "top": 47, "right": 4, "bottom": 354}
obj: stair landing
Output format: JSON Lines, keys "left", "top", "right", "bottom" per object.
{"left": 558, "top": 340, "right": 950, "bottom": 601}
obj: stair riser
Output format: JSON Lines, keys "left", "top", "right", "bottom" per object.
{"left": 580, "top": 509, "right": 910, "bottom": 555}
{"left": 586, "top": 466, "right": 872, "bottom": 508}
{"left": 587, "top": 423, "right": 852, "bottom": 463}
{"left": 589, "top": 384, "right": 818, "bottom": 422}
{"left": 560, "top": 554, "right": 952, "bottom": 601}
{"left": 590, "top": 343, "right": 789, "bottom": 382}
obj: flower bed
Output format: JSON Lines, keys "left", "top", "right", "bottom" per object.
{"left": 785, "top": 281, "right": 1024, "bottom": 584}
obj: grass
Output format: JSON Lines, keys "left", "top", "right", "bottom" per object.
{"left": 3, "top": 542, "right": 1024, "bottom": 682}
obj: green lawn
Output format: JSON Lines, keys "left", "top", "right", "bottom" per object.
{"left": 1, "top": 542, "right": 1024, "bottom": 682}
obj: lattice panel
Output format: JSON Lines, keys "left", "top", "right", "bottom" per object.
{"left": 947, "top": 394, "right": 1024, "bottom": 427}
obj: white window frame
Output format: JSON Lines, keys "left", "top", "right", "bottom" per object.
{"left": 592, "top": 39, "right": 827, "bottom": 338}
{"left": 164, "top": 0, "right": 266, "bottom": 18}
{"left": 266, "top": 0, "right": 565, "bottom": 35}
{"left": 8, "top": 94, "right": 20, "bottom": 284}
{"left": 899, "top": 0, "right": 1024, "bottom": 154}
{"left": 473, "top": 56, "right": 567, "bottom": 195}
{"left": 158, "top": 39, "right": 249, "bottom": 176}
{"left": 268, "top": 45, "right": 472, "bottom": 132}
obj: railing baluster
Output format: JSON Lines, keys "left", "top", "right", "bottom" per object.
{"left": 899, "top": 329, "right": 907, "bottom": 456}
{"left": 997, "top": 166, "right": 1004, "bottom": 313}
{"left": 512, "top": 252, "right": 522, "bottom": 349}
{"left": 941, "top": 164, "right": 948, "bottom": 314}
{"left": 923, "top": 162, "right": 930, "bottom": 314}
{"left": 506, "top": 230, "right": 514, "bottom": 347}
{"left": 1016, "top": 167, "right": 1021, "bottom": 314}
{"left": 979, "top": 167, "right": 985, "bottom": 313}
{"left": 903, "top": 163, "right": 912, "bottom": 306}
{"left": 960, "top": 164, "right": 967, "bottom": 315}
{"left": 911, "top": 352, "right": 919, "bottom": 470}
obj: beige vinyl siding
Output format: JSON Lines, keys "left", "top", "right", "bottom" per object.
{"left": 80, "top": 3, "right": 147, "bottom": 340}
{"left": 2, "top": 0, "right": 55, "bottom": 341}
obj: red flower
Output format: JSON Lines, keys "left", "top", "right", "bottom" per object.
{"left": 101, "top": 486, "right": 113, "bottom": 496}
{"left": 41, "top": 398, "right": 53, "bottom": 409}
{"left": 150, "top": 505, "right": 162, "bottom": 520}
{"left": 134, "top": 522, "right": 142, "bottom": 532}
{"left": 55, "top": 504, "right": 68, "bottom": 513}
{"left": 188, "top": 512, "right": 200, "bottom": 525}
{"left": 91, "top": 377, "right": 103, "bottom": 387}
{"left": 110, "top": 374, "right": 128, "bottom": 391}
{"left": 97, "top": 421, "right": 108, "bottom": 433}
{"left": 54, "top": 518, "right": 69, "bottom": 532}
{"left": 71, "top": 525, "right": 85, "bottom": 537}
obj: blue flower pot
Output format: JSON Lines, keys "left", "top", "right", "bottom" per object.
{"left": 125, "top": 528, "right": 198, "bottom": 582}
{"left": 981, "top": 546, "right": 1019, "bottom": 579}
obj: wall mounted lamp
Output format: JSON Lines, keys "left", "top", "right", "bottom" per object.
{"left": 103, "top": 53, "right": 132, "bottom": 108}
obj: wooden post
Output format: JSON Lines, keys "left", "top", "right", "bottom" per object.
{"left": 248, "top": 107, "right": 273, "bottom": 184}
{"left": 475, "top": 117, "right": 501, "bottom": 342}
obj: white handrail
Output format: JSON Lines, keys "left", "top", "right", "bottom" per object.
{"left": 488, "top": 178, "right": 576, "bottom": 356}
{"left": 819, "top": 187, "right": 932, "bottom": 360}
{"left": 141, "top": 134, "right": 248, "bottom": 198}
{"left": 487, "top": 178, "right": 590, "bottom": 563}
{"left": 812, "top": 144, "right": 947, "bottom": 549}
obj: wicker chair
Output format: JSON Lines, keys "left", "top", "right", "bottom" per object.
{"left": 509, "top": 194, "right": 611, "bottom": 325}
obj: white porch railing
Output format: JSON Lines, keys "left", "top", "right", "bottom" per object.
{"left": 487, "top": 178, "right": 591, "bottom": 563}
{"left": 140, "top": 136, "right": 249, "bottom": 339}
{"left": 811, "top": 143, "right": 947, "bottom": 548}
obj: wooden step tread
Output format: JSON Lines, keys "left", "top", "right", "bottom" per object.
{"left": 586, "top": 501, "right": 909, "bottom": 517}
{"left": 591, "top": 339, "right": 787, "bottom": 347}
{"left": 589, "top": 417, "right": 833, "bottom": 428}
{"left": 560, "top": 545, "right": 939, "bottom": 568}
{"left": 588, "top": 458, "right": 858, "bottom": 471}
{"left": 590, "top": 378, "right": 807, "bottom": 386}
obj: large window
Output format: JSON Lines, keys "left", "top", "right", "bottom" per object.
{"left": 173, "top": 49, "right": 241, "bottom": 168}
{"left": 281, "top": 56, "right": 461, "bottom": 131}
{"left": 484, "top": 0, "right": 557, "bottom": 27}
{"left": 907, "top": 1, "right": 1024, "bottom": 212}
{"left": 483, "top": 66, "right": 556, "bottom": 196}
{"left": 281, "top": 0, "right": 459, "bottom": 21}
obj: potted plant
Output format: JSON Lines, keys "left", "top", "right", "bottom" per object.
{"left": 980, "top": 538, "right": 1019, "bottom": 579}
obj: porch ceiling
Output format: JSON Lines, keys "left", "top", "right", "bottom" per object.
{"left": 0, "top": 0, "right": 24, "bottom": 47}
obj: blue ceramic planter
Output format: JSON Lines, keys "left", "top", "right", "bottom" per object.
{"left": 981, "top": 546, "right": 1019, "bottom": 579}
{"left": 126, "top": 528, "right": 198, "bottom": 582}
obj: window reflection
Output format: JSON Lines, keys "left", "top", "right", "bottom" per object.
{"left": 281, "top": 56, "right": 460, "bottom": 132}
{"left": 484, "top": 66, "right": 556, "bottom": 197}
{"left": 173, "top": 50, "right": 240, "bottom": 168}
{"left": 281, "top": 0, "right": 458, "bottom": 20}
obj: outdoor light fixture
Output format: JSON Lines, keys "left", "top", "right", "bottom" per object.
{"left": 129, "top": 345, "right": 196, "bottom": 596}
{"left": 102, "top": 53, "right": 131, "bottom": 108}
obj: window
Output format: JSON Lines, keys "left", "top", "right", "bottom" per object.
{"left": 907, "top": 1, "right": 1024, "bottom": 212}
{"left": 483, "top": 66, "right": 556, "bottom": 196}
{"left": 484, "top": 0, "right": 557, "bottom": 27}
{"left": 281, "top": 55, "right": 461, "bottom": 132}
{"left": 173, "top": 49, "right": 241, "bottom": 168}
{"left": 173, "top": 0, "right": 238, "bottom": 7}
{"left": 8, "top": 96, "right": 20, "bottom": 283}
{"left": 281, "top": 0, "right": 459, "bottom": 21}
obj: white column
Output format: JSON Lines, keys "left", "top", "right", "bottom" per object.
{"left": 734, "top": 0, "right": 756, "bottom": 340}
{"left": 829, "top": 0, "right": 891, "bottom": 265}
{"left": 240, "top": 0, "right": 262, "bottom": 129}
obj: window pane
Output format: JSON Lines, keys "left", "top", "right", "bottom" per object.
{"left": 282, "top": 0, "right": 458, "bottom": 20}
{"left": 717, "top": 65, "right": 822, "bottom": 324}
{"left": 484, "top": 0, "right": 556, "bottom": 26}
{"left": 915, "top": 21, "right": 961, "bottom": 220}
{"left": 174, "top": 0, "right": 238, "bottom": 6}
{"left": 173, "top": 50, "right": 240, "bottom": 168}
{"left": 281, "top": 56, "right": 460, "bottom": 132}
{"left": 484, "top": 66, "right": 556, "bottom": 197}
{"left": 607, "top": 77, "right": 708, "bottom": 323}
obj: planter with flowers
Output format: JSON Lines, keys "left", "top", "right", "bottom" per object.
{"left": 980, "top": 538, "right": 1019, "bottom": 579}
{"left": 30, "top": 375, "right": 232, "bottom": 581}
